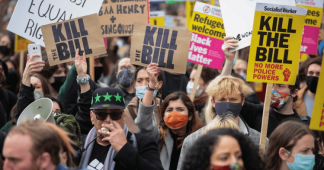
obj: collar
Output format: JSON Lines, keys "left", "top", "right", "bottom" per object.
{"left": 238, "top": 117, "right": 248, "bottom": 135}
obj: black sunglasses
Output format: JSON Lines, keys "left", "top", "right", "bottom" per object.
{"left": 92, "top": 110, "right": 123, "bottom": 120}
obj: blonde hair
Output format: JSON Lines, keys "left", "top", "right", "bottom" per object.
{"left": 204, "top": 76, "right": 253, "bottom": 123}
{"left": 202, "top": 115, "right": 240, "bottom": 135}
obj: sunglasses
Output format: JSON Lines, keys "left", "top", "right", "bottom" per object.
{"left": 92, "top": 110, "right": 123, "bottom": 120}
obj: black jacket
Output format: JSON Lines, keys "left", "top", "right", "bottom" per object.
{"left": 15, "top": 83, "right": 35, "bottom": 121}
{"left": 240, "top": 101, "right": 309, "bottom": 137}
{"left": 0, "top": 88, "right": 17, "bottom": 122}
{"left": 75, "top": 89, "right": 93, "bottom": 135}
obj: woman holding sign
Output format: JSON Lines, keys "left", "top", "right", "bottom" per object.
{"left": 135, "top": 63, "right": 203, "bottom": 170}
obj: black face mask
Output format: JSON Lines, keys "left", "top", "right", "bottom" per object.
{"left": 51, "top": 76, "right": 66, "bottom": 92}
{"left": 306, "top": 76, "right": 319, "bottom": 94}
{"left": 95, "top": 67, "right": 103, "bottom": 82}
{"left": 0, "top": 46, "right": 10, "bottom": 56}
{"left": 214, "top": 102, "right": 243, "bottom": 118}
{"left": 113, "top": 45, "right": 118, "bottom": 54}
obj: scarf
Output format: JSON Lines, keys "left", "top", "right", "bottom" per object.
{"left": 79, "top": 125, "right": 137, "bottom": 170}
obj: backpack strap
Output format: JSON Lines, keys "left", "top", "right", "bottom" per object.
{"left": 127, "top": 105, "right": 137, "bottom": 120}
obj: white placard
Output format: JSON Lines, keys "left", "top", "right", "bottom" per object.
{"left": 7, "top": 0, "right": 104, "bottom": 47}
{"left": 219, "top": 0, "right": 296, "bottom": 52}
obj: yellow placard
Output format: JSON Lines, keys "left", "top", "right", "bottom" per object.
{"left": 186, "top": 0, "right": 210, "bottom": 29}
{"left": 150, "top": 16, "right": 165, "bottom": 27}
{"left": 246, "top": 8, "right": 306, "bottom": 85}
{"left": 14, "top": 34, "right": 30, "bottom": 52}
{"left": 254, "top": 82, "right": 263, "bottom": 92}
{"left": 300, "top": 53, "right": 308, "bottom": 62}
{"left": 309, "top": 57, "right": 324, "bottom": 131}
{"left": 297, "top": 5, "right": 323, "bottom": 27}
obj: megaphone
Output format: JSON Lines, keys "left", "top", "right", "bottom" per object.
{"left": 17, "top": 98, "right": 56, "bottom": 125}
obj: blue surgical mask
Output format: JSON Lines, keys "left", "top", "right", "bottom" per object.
{"left": 135, "top": 86, "right": 157, "bottom": 99}
{"left": 286, "top": 150, "right": 315, "bottom": 170}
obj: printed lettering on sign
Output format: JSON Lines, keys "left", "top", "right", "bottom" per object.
{"left": 99, "top": 0, "right": 148, "bottom": 37}
{"left": 42, "top": 14, "right": 106, "bottom": 66}
{"left": 246, "top": 3, "right": 307, "bottom": 85}
{"left": 130, "top": 22, "right": 192, "bottom": 74}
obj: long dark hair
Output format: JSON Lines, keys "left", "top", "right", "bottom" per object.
{"left": 265, "top": 120, "right": 314, "bottom": 170}
{"left": 31, "top": 73, "right": 51, "bottom": 96}
{"left": 158, "top": 92, "right": 203, "bottom": 152}
{"left": 182, "top": 128, "right": 264, "bottom": 170}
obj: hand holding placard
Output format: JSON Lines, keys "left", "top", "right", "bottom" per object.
{"left": 221, "top": 37, "right": 238, "bottom": 61}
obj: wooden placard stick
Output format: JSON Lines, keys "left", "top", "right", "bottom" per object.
{"left": 190, "top": 64, "right": 203, "bottom": 102}
{"left": 259, "top": 83, "right": 273, "bottom": 151}
{"left": 89, "top": 56, "right": 95, "bottom": 81}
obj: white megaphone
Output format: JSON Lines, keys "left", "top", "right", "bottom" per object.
{"left": 17, "top": 98, "right": 56, "bottom": 125}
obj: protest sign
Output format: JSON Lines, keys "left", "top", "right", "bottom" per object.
{"left": 246, "top": 3, "right": 307, "bottom": 85}
{"left": 130, "top": 22, "right": 192, "bottom": 74}
{"left": 296, "top": 0, "right": 323, "bottom": 55}
{"left": 99, "top": 0, "right": 149, "bottom": 37}
{"left": 320, "top": 13, "right": 324, "bottom": 40}
{"left": 7, "top": 0, "right": 103, "bottom": 47}
{"left": 150, "top": 11, "right": 165, "bottom": 27}
{"left": 309, "top": 57, "right": 324, "bottom": 131}
{"left": 186, "top": 1, "right": 210, "bottom": 28}
{"left": 188, "top": 2, "right": 225, "bottom": 70}
{"left": 14, "top": 34, "right": 30, "bottom": 52}
{"left": 219, "top": 0, "right": 295, "bottom": 52}
{"left": 41, "top": 14, "right": 106, "bottom": 66}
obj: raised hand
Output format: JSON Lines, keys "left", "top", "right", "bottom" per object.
{"left": 75, "top": 49, "right": 87, "bottom": 77}
{"left": 221, "top": 37, "right": 239, "bottom": 61}
{"left": 146, "top": 63, "right": 160, "bottom": 88}
{"left": 22, "top": 54, "right": 45, "bottom": 86}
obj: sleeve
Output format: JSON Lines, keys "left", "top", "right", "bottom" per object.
{"left": 75, "top": 89, "right": 93, "bottom": 135}
{"left": 134, "top": 99, "right": 160, "bottom": 142}
{"left": 113, "top": 134, "right": 163, "bottom": 170}
{"left": 0, "top": 102, "right": 6, "bottom": 128}
{"left": 240, "top": 101, "right": 264, "bottom": 128}
{"left": 15, "top": 83, "right": 35, "bottom": 120}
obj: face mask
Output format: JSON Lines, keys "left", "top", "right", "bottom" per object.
{"left": 51, "top": 76, "right": 66, "bottom": 92}
{"left": 9, "top": 68, "right": 15, "bottom": 73}
{"left": 0, "top": 46, "right": 10, "bottom": 56}
{"left": 34, "top": 90, "right": 44, "bottom": 100}
{"left": 164, "top": 111, "right": 188, "bottom": 129}
{"left": 113, "top": 45, "right": 119, "bottom": 54}
{"left": 117, "top": 67, "right": 134, "bottom": 88}
{"left": 286, "top": 151, "right": 315, "bottom": 170}
{"left": 95, "top": 67, "right": 103, "bottom": 82}
{"left": 135, "top": 85, "right": 157, "bottom": 99}
{"left": 214, "top": 102, "right": 242, "bottom": 118}
{"left": 238, "top": 72, "right": 246, "bottom": 80}
{"left": 306, "top": 76, "right": 318, "bottom": 94}
{"left": 213, "top": 163, "right": 245, "bottom": 170}
{"left": 186, "top": 81, "right": 202, "bottom": 97}
{"left": 270, "top": 90, "right": 290, "bottom": 110}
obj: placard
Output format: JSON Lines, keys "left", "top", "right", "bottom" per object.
{"left": 297, "top": 0, "right": 324, "bottom": 55}
{"left": 41, "top": 14, "right": 106, "bottom": 66}
{"left": 246, "top": 3, "right": 307, "bottom": 85}
{"left": 188, "top": 2, "right": 225, "bottom": 69}
{"left": 14, "top": 34, "right": 30, "bottom": 52}
{"left": 219, "top": 0, "right": 295, "bottom": 52}
{"left": 99, "top": 0, "right": 148, "bottom": 37}
{"left": 309, "top": 57, "right": 324, "bottom": 131}
{"left": 186, "top": 0, "right": 210, "bottom": 28}
{"left": 7, "top": 0, "right": 103, "bottom": 47}
{"left": 150, "top": 11, "right": 165, "bottom": 27}
{"left": 130, "top": 22, "right": 191, "bottom": 74}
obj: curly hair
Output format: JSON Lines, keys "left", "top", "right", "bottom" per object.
{"left": 182, "top": 128, "right": 264, "bottom": 170}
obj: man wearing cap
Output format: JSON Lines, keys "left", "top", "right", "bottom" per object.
{"left": 74, "top": 50, "right": 163, "bottom": 170}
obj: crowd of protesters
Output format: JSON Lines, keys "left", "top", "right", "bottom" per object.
{"left": 0, "top": 30, "right": 322, "bottom": 170}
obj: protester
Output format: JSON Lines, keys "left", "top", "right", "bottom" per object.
{"left": 3, "top": 58, "right": 20, "bottom": 94}
{"left": 187, "top": 65, "right": 219, "bottom": 122}
{"left": 74, "top": 50, "right": 163, "bottom": 170}
{"left": 135, "top": 63, "right": 203, "bottom": 170}
{"left": 0, "top": 32, "right": 14, "bottom": 60}
{"left": 293, "top": 57, "right": 322, "bottom": 117}
{"left": 265, "top": 120, "right": 315, "bottom": 170}
{"left": 114, "top": 58, "right": 136, "bottom": 106}
{"left": 177, "top": 75, "right": 266, "bottom": 170}
{"left": 182, "top": 128, "right": 264, "bottom": 170}
{"left": 30, "top": 73, "right": 51, "bottom": 96}
{"left": 3, "top": 120, "right": 76, "bottom": 170}
{"left": 221, "top": 37, "right": 308, "bottom": 137}
{"left": 233, "top": 59, "right": 247, "bottom": 80}
{"left": 315, "top": 131, "right": 324, "bottom": 170}
{"left": 124, "top": 66, "right": 163, "bottom": 132}
{"left": 201, "top": 115, "right": 239, "bottom": 135}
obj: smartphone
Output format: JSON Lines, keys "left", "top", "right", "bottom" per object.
{"left": 27, "top": 44, "right": 43, "bottom": 70}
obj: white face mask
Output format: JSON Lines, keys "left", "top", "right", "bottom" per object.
{"left": 186, "top": 81, "right": 203, "bottom": 97}
{"left": 135, "top": 86, "right": 157, "bottom": 99}
{"left": 238, "top": 72, "right": 246, "bottom": 80}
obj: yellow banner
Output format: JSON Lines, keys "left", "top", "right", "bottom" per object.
{"left": 14, "top": 34, "right": 30, "bottom": 52}
{"left": 188, "top": 11, "right": 225, "bottom": 40}
{"left": 297, "top": 5, "right": 323, "bottom": 27}
{"left": 309, "top": 57, "right": 324, "bottom": 131}
{"left": 150, "top": 16, "right": 165, "bottom": 27}
{"left": 186, "top": 0, "right": 209, "bottom": 29}
{"left": 246, "top": 10, "right": 305, "bottom": 84}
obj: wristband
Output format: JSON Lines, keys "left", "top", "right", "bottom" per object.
{"left": 146, "top": 82, "right": 159, "bottom": 91}
{"left": 76, "top": 74, "right": 90, "bottom": 85}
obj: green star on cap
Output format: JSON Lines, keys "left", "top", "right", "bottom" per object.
{"left": 95, "top": 93, "right": 101, "bottom": 103}
{"left": 91, "top": 97, "right": 94, "bottom": 105}
{"left": 123, "top": 97, "right": 125, "bottom": 103}
{"left": 114, "top": 93, "right": 122, "bottom": 102}
{"left": 103, "top": 92, "right": 113, "bottom": 102}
